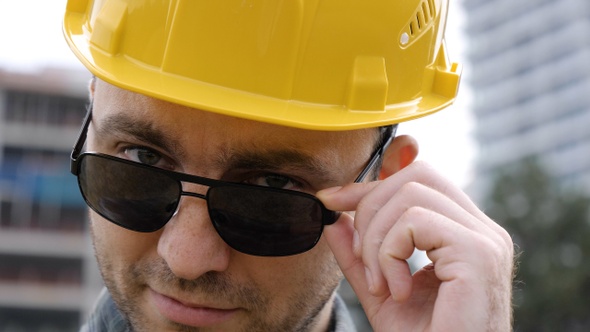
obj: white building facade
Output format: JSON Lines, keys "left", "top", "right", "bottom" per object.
{"left": 0, "top": 68, "right": 101, "bottom": 331}
{"left": 464, "top": 0, "right": 590, "bottom": 198}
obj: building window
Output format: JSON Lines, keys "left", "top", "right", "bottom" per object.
{"left": 0, "top": 147, "right": 85, "bottom": 232}
{"left": 3, "top": 90, "right": 86, "bottom": 127}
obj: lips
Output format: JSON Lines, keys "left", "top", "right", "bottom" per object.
{"left": 149, "top": 288, "right": 240, "bottom": 327}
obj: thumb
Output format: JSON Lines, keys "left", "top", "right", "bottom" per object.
{"left": 323, "top": 210, "right": 388, "bottom": 320}
{"left": 320, "top": 181, "right": 398, "bottom": 318}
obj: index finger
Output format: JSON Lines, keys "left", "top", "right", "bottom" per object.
{"left": 316, "top": 180, "right": 382, "bottom": 212}
{"left": 318, "top": 161, "right": 500, "bottom": 232}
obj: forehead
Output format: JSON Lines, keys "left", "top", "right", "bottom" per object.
{"left": 91, "top": 79, "right": 378, "bottom": 166}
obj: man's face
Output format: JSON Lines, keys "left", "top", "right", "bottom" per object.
{"left": 88, "top": 80, "right": 377, "bottom": 331}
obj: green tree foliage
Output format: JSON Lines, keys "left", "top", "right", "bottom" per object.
{"left": 484, "top": 158, "right": 590, "bottom": 331}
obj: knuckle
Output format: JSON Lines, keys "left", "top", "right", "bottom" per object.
{"left": 478, "top": 233, "right": 514, "bottom": 268}
{"left": 397, "top": 181, "right": 423, "bottom": 196}
{"left": 407, "top": 160, "right": 438, "bottom": 178}
{"left": 355, "top": 198, "right": 381, "bottom": 221}
{"left": 498, "top": 227, "right": 514, "bottom": 251}
{"left": 402, "top": 205, "right": 430, "bottom": 221}
{"left": 409, "top": 159, "right": 432, "bottom": 172}
{"left": 484, "top": 224, "right": 514, "bottom": 258}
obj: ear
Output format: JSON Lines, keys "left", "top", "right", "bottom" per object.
{"left": 88, "top": 76, "right": 97, "bottom": 100}
{"left": 378, "top": 135, "right": 419, "bottom": 179}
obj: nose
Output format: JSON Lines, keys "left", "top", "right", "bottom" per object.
{"left": 157, "top": 196, "right": 231, "bottom": 280}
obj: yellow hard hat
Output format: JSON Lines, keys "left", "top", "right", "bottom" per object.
{"left": 63, "top": 0, "right": 461, "bottom": 130}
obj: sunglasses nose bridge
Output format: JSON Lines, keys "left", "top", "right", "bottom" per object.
{"left": 179, "top": 181, "right": 210, "bottom": 201}
{"left": 181, "top": 191, "right": 207, "bottom": 200}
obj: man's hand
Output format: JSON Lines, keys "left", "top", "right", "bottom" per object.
{"left": 318, "top": 161, "right": 514, "bottom": 331}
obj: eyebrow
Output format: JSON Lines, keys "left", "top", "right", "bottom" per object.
{"left": 95, "top": 112, "right": 340, "bottom": 184}
{"left": 95, "top": 112, "right": 184, "bottom": 159}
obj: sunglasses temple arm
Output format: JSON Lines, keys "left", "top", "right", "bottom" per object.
{"left": 70, "top": 104, "right": 93, "bottom": 174}
{"left": 353, "top": 125, "right": 397, "bottom": 183}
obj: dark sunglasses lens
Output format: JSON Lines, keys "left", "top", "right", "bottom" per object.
{"left": 208, "top": 185, "right": 327, "bottom": 256}
{"left": 78, "top": 154, "right": 181, "bottom": 232}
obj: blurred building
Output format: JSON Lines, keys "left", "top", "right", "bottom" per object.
{"left": 464, "top": 0, "right": 590, "bottom": 199}
{"left": 0, "top": 67, "right": 101, "bottom": 331}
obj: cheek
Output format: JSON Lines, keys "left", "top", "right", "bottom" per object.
{"left": 90, "top": 212, "right": 160, "bottom": 269}
{"left": 245, "top": 239, "right": 342, "bottom": 305}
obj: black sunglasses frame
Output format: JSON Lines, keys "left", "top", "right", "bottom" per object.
{"left": 70, "top": 105, "right": 397, "bottom": 255}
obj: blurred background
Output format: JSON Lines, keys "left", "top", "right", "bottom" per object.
{"left": 0, "top": 0, "right": 589, "bottom": 331}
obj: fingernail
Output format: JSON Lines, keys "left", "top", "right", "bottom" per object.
{"left": 352, "top": 230, "right": 360, "bottom": 257}
{"left": 365, "top": 267, "right": 374, "bottom": 293}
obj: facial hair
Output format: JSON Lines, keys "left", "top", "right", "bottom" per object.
{"left": 92, "top": 233, "right": 342, "bottom": 332}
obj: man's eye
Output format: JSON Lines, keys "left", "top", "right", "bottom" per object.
{"left": 124, "top": 147, "right": 172, "bottom": 169}
{"left": 249, "top": 174, "right": 298, "bottom": 190}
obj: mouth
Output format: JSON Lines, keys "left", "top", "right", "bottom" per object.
{"left": 149, "top": 288, "right": 241, "bottom": 327}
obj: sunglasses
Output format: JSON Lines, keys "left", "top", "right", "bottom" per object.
{"left": 70, "top": 106, "right": 396, "bottom": 256}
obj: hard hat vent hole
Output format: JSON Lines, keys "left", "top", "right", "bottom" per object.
{"left": 402, "top": 0, "right": 437, "bottom": 45}
{"left": 411, "top": 0, "right": 434, "bottom": 35}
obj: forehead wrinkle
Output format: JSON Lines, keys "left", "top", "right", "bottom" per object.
{"left": 95, "top": 112, "right": 185, "bottom": 159}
